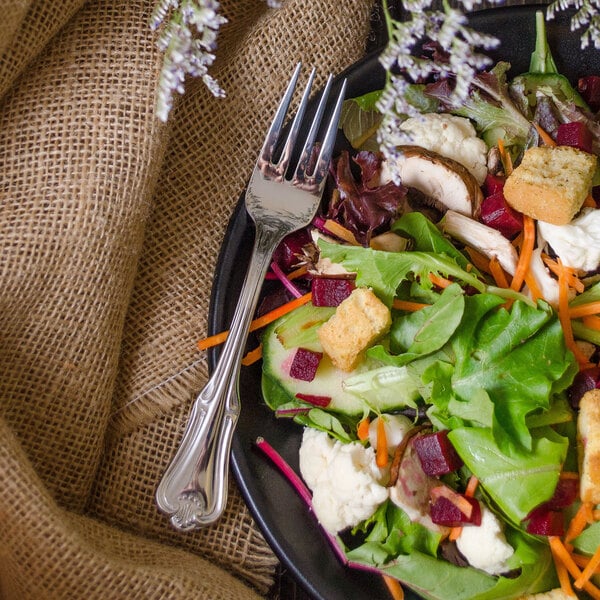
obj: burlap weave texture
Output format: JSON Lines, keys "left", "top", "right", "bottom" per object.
{"left": 0, "top": 0, "right": 374, "bottom": 598}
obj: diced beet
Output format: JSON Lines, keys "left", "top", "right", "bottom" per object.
{"left": 295, "top": 393, "right": 331, "bottom": 407}
{"left": 483, "top": 173, "right": 506, "bottom": 196}
{"left": 525, "top": 506, "right": 564, "bottom": 537}
{"left": 289, "top": 348, "right": 323, "bottom": 382}
{"left": 480, "top": 192, "right": 524, "bottom": 239}
{"left": 547, "top": 478, "right": 579, "bottom": 510}
{"left": 272, "top": 228, "right": 312, "bottom": 272}
{"left": 311, "top": 277, "right": 355, "bottom": 307}
{"left": 568, "top": 366, "right": 600, "bottom": 409}
{"left": 556, "top": 122, "right": 594, "bottom": 154}
{"left": 578, "top": 75, "right": 600, "bottom": 111}
{"left": 413, "top": 430, "right": 464, "bottom": 476}
{"left": 430, "top": 495, "right": 482, "bottom": 527}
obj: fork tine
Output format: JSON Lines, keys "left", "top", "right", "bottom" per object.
{"left": 291, "top": 74, "right": 334, "bottom": 181}
{"left": 313, "top": 78, "right": 347, "bottom": 184}
{"left": 276, "top": 67, "right": 316, "bottom": 173}
{"left": 258, "top": 62, "right": 302, "bottom": 164}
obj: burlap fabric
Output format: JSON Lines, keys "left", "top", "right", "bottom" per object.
{"left": 0, "top": 1, "right": 375, "bottom": 598}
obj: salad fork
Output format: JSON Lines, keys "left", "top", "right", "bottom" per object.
{"left": 156, "top": 64, "right": 347, "bottom": 529}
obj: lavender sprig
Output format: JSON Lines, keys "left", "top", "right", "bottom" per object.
{"left": 547, "top": 0, "right": 600, "bottom": 49}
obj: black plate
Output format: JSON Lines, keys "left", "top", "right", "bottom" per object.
{"left": 208, "top": 6, "right": 598, "bottom": 599}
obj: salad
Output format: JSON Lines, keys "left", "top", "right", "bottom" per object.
{"left": 206, "top": 11, "right": 600, "bottom": 600}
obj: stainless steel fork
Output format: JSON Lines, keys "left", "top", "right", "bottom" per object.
{"left": 156, "top": 64, "right": 347, "bottom": 529}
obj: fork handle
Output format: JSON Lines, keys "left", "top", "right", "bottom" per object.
{"left": 156, "top": 223, "right": 283, "bottom": 529}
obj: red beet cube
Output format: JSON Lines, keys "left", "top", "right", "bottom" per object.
{"left": 430, "top": 495, "right": 482, "bottom": 527}
{"left": 547, "top": 478, "right": 579, "bottom": 510}
{"left": 295, "top": 393, "right": 331, "bottom": 407}
{"left": 480, "top": 192, "right": 524, "bottom": 239}
{"left": 289, "top": 348, "right": 323, "bottom": 382}
{"left": 525, "top": 506, "right": 565, "bottom": 537}
{"left": 413, "top": 430, "right": 464, "bottom": 476}
{"left": 578, "top": 75, "right": 600, "bottom": 111}
{"left": 483, "top": 173, "right": 506, "bottom": 196}
{"left": 272, "top": 229, "right": 312, "bottom": 272}
{"left": 556, "top": 122, "right": 594, "bottom": 154}
{"left": 568, "top": 366, "right": 600, "bottom": 409}
{"left": 311, "top": 278, "right": 355, "bottom": 307}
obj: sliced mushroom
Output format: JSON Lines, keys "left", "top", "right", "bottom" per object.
{"left": 440, "top": 210, "right": 518, "bottom": 276}
{"left": 382, "top": 145, "right": 483, "bottom": 218}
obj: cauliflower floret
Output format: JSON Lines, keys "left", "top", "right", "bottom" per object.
{"left": 537, "top": 208, "right": 600, "bottom": 272}
{"left": 298, "top": 428, "right": 388, "bottom": 533}
{"left": 396, "top": 113, "right": 488, "bottom": 185}
{"left": 456, "top": 506, "right": 515, "bottom": 575}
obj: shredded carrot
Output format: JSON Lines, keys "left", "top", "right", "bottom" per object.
{"left": 534, "top": 123, "right": 557, "bottom": 147}
{"left": 197, "top": 292, "right": 313, "bottom": 351}
{"left": 565, "top": 502, "right": 594, "bottom": 543}
{"left": 431, "top": 486, "right": 474, "bottom": 518}
{"left": 543, "top": 256, "right": 585, "bottom": 293}
{"left": 241, "top": 344, "right": 262, "bottom": 366}
{"left": 428, "top": 272, "right": 453, "bottom": 289}
{"left": 549, "top": 536, "right": 583, "bottom": 581}
{"left": 488, "top": 256, "right": 510, "bottom": 289}
{"left": 383, "top": 574, "right": 404, "bottom": 600}
{"left": 556, "top": 259, "right": 594, "bottom": 368}
{"left": 575, "top": 543, "right": 600, "bottom": 590}
{"left": 550, "top": 541, "right": 577, "bottom": 596}
{"left": 510, "top": 215, "right": 535, "bottom": 293}
{"left": 464, "top": 247, "right": 493, "bottom": 275}
{"left": 324, "top": 219, "right": 361, "bottom": 246}
{"left": 583, "top": 193, "right": 597, "bottom": 208}
{"left": 583, "top": 315, "right": 600, "bottom": 331}
{"left": 497, "top": 138, "right": 514, "bottom": 175}
{"left": 376, "top": 417, "right": 388, "bottom": 468}
{"left": 392, "top": 299, "right": 430, "bottom": 312}
{"left": 449, "top": 526, "right": 462, "bottom": 542}
{"left": 570, "top": 301, "right": 600, "bottom": 319}
{"left": 287, "top": 264, "right": 309, "bottom": 280}
{"left": 465, "top": 475, "right": 479, "bottom": 498}
{"left": 357, "top": 417, "right": 371, "bottom": 441}
{"left": 524, "top": 270, "right": 543, "bottom": 303}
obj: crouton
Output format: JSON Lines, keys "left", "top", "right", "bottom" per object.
{"left": 516, "top": 590, "right": 574, "bottom": 600}
{"left": 503, "top": 145, "right": 597, "bottom": 225}
{"left": 317, "top": 287, "right": 391, "bottom": 372}
{"left": 578, "top": 389, "right": 600, "bottom": 504}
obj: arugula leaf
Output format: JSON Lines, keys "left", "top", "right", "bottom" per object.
{"left": 318, "top": 239, "right": 485, "bottom": 306}
{"left": 448, "top": 426, "right": 568, "bottom": 523}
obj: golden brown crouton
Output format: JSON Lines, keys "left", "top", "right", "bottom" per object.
{"left": 503, "top": 145, "right": 596, "bottom": 225}
{"left": 317, "top": 287, "right": 391, "bottom": 372}
{"left": 578, "top": 389, "right": 600, "bottom": 504}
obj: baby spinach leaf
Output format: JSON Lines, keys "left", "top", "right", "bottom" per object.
{"left": 448, "top": 426, "right": 568, "bottom": 523}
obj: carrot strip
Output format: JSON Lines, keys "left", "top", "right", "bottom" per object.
{"left": 583, "top": 315, "right": 600, "bottom": 331}
{"left": 241, "top": 345, "right": 262, "bottom": 366}
{"left": 497, "top": 138, "right": 514, "bottom": 175}
{"left": 510, "top": 215, "right": 535, "bottom": 293}
{"left": 489, "top": 256, "right": 510, "bottom": 289}
{"left": 551, "top": 541, "right": 577, "bottom": 596}
{"left": 556, "top": 259, "right": 594, "bottom": 368}
{"left": 549, "top": 536, "right": 583, "bottom": 580}
{"left": 197, "top": 292, "right": 313, "bottom": 351}
{"left": 376, "top": 417, "right": 388, "bottom": 468}
{"left": 524, "top": 270, "right": 543, "bottom": 303}
{"left": 449, "top": 526, "right": 462, "bottom": 541}
{"left": 570, "top": 301, "right": 600, "bottom": 319}
{"left": 287, "top": 264, "right": 309, "bottom": 281}
{"left": 565, "top": 502, "right": 594, "bottom": 543}
{"left": 543, "top": 256, "right": 584, "bottom": 293}
{"left": 324, "top": 219, "right": 361, "bottom": 246}
{"left": 583, "top": 580, "right": 600, "bottom": 600}
{"left": 534, "top": 123, "right": 557, "bottom": 147}
{"left": 357, "top": 417, "right": 371, "bottom": 441}
{"left": 428, "top": 272, "right": 453, "bottom": 289}
{"left": 575, "top": 543, "right": 600, "bottom": 590}
{"left": 583, "top": 193, "right": 597, "bottom": 208}
{"left": 464, "top": 247, "right": 493, "bottom": 275}
{"left": 465, "top": 475, "right": 479, "bottom": 497}
{"left": 392, "top": 299, "right": 430, "bottom": 312}
{"left": 383, "top": 575, "right": 404, "bottom": 600}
